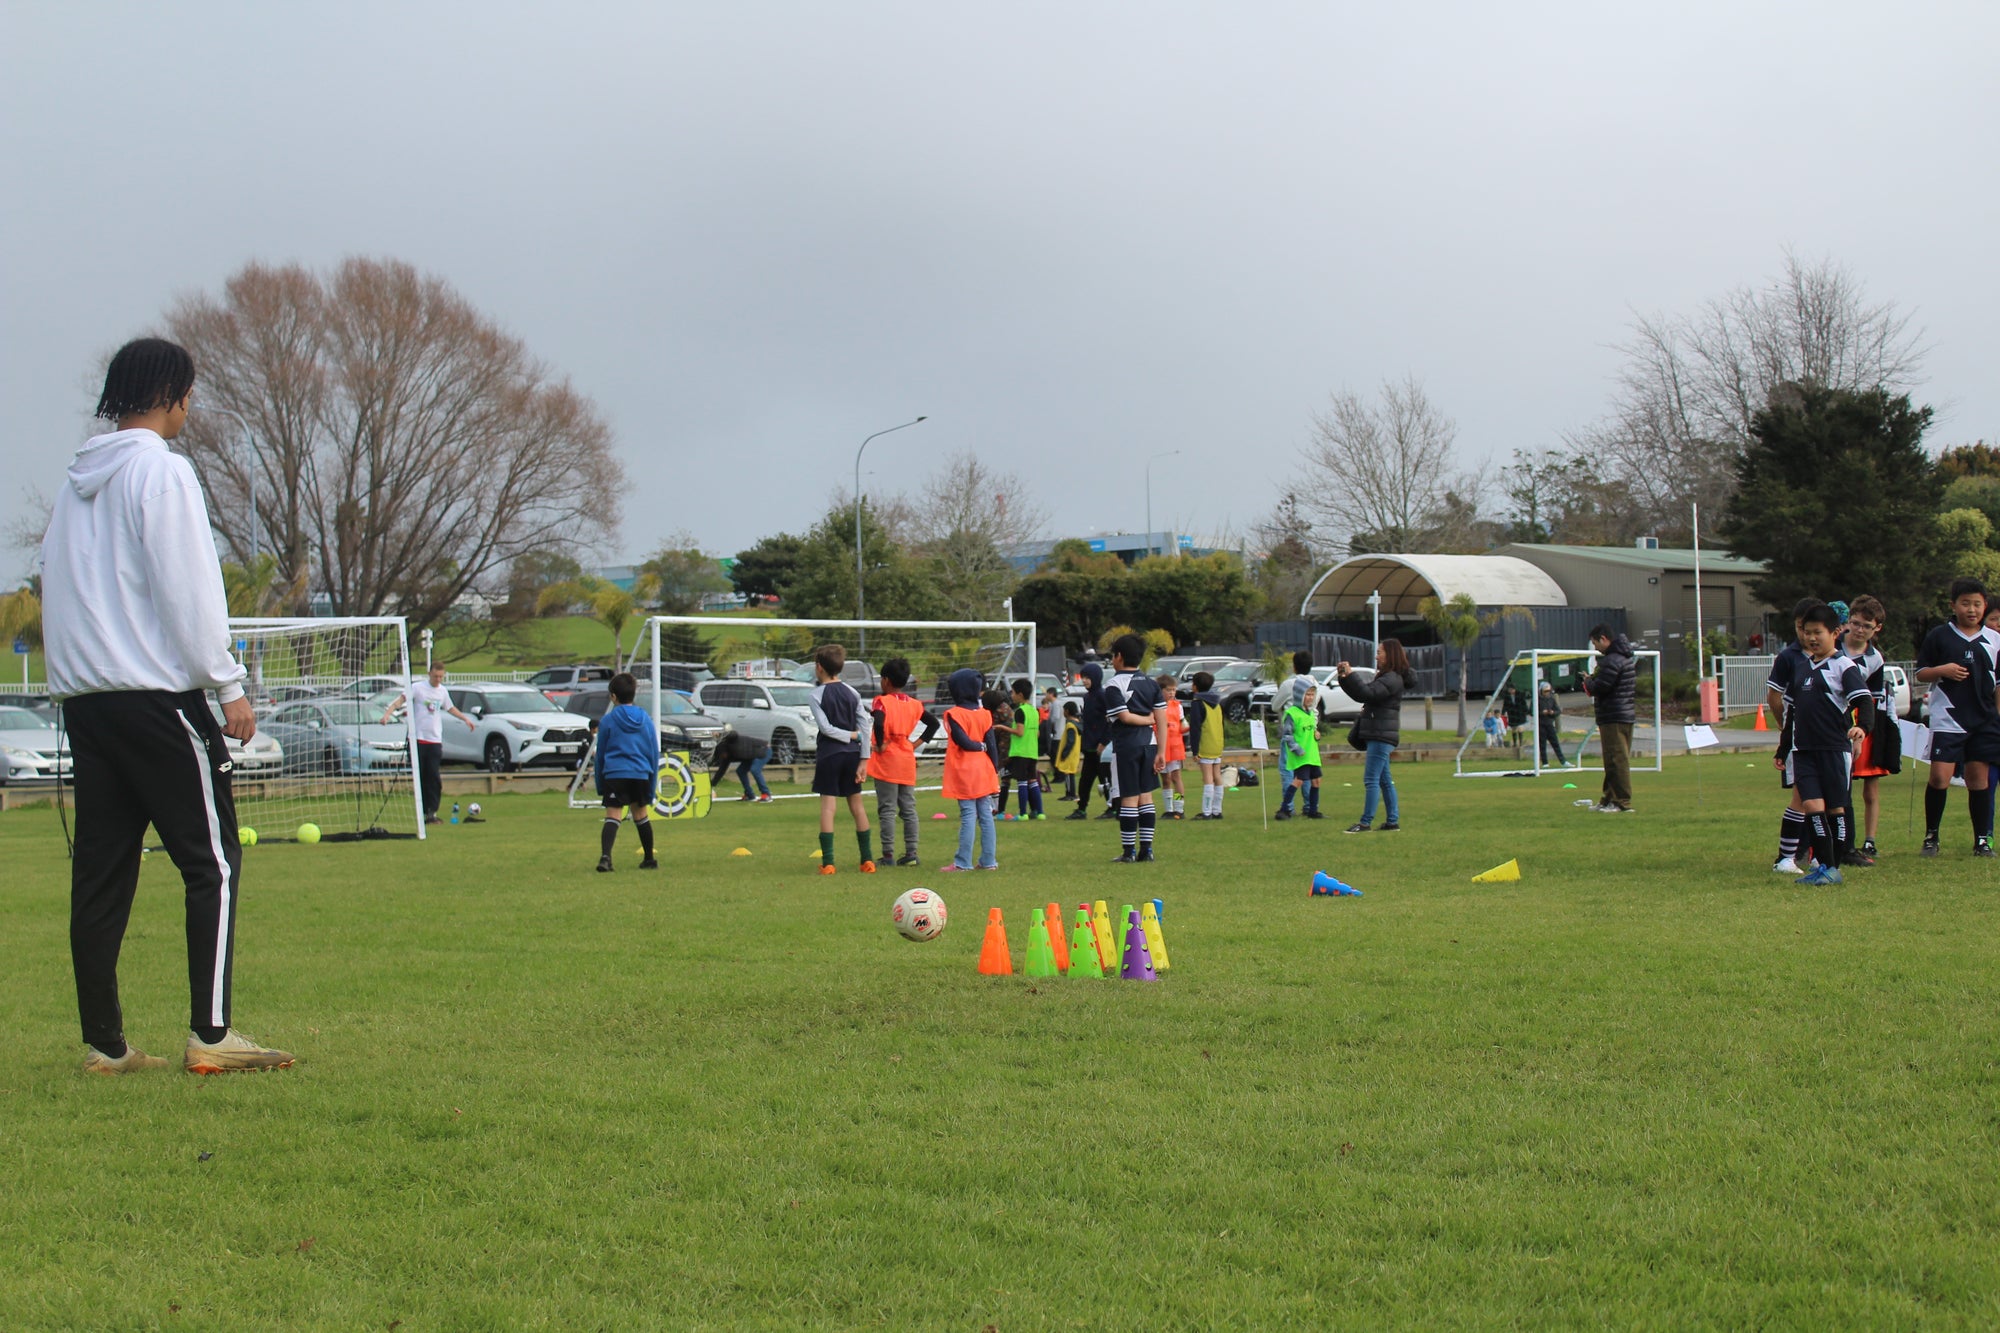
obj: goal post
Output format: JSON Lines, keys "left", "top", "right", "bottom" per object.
{"left": 610, "top": 614, "right": 1039, "bottom": 804}
{"left": 1453, "top": 646, "right": 1664, "bottom": 779}
{"left": 227, "top": 616, "right": 423, "bottom": 841}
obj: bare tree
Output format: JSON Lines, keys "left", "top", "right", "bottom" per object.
{"left": 1297, "top": 376, "right": 1485, "bottom": 554}
{"left": 166, "top": 258, "right": 623, "bottom": 630}
{"left": 1575, "top": 252, "right": 1925, "bottom": 540}
{"left": 897, "top": 450, "right": 1047, "bottom": 619}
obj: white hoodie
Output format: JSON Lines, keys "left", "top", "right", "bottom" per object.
{"left": 41, "top": 429, "right": 246, "bottom": 703}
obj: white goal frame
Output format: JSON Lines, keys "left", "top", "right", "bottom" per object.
{"left": 614, "top": 614, "right": 1038, "bottom": 805}
{"left": 230, "top": 615, "right": 424, "bottom": 839}
{"left": 1453, "top": 646, "right": 1664, "bottom": 779}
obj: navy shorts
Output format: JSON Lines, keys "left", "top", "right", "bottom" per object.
{"left": 1928, "top": 728, "right": 2000, "bottom": 767}
{"left": 600, "top": 778, "right": 655, "bottom": 810}
{"left": 1112, "top": 746, "right": 1160, "bottom": 797}
{"left": 1291, "top": 764, "right": 1323, "bottom": 782}
{"left": 1790, "top": 749, "right": 1852, "bottom": 808}
{"left": 813, "top": 750, "right": 864, "bottom": 797}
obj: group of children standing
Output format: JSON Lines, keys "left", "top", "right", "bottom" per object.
{"left": 1763, "top": 579, "right": 2000, "bottom": 884}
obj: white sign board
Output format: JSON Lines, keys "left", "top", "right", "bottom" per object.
{"left": 1247, "top": 719, "right": 1268, "bottom": 751}
{"left": 1897, "top": 719, "right": 1933, "bottom": 764}
{"left": 1683, "top": 724, "right": 1719, "bottom": 750}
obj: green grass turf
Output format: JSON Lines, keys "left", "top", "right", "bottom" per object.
{"left": 3, "top": 759, "right": 1999, "bottom": 1329}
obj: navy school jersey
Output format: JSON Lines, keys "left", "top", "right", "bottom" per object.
{"left": 1102, "top": 670, "right": 1163, "bottom": 755}
{"left": 1914, "top": 623, "right": 1999, "bottom": 736}
{"left": 1841, "top": 640, "right": 1887, "bottom": 705}
{"left": 1765, "top": 640, "right": 1809, "bottom": 757}
{"left": 1773, "top": 650, "right": 1869, "bottom": 750}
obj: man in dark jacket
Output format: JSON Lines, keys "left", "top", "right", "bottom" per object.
{"left": 1583, "top": 625, "right": 1637, "bottom": 812}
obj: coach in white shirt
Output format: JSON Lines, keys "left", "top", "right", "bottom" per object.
{"left": 384, "top": 663, "right": 475, "bottom": 823}
{"left": 41, "top": 338, "right": 294, "bottom": 1076}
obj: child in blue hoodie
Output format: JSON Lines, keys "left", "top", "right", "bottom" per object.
{"left": 593, "top": 672, "right": 662, "bottom": 872}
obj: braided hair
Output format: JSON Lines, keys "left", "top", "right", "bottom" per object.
{"left": 94, "top": 337, "right": 195, "bottom": 421}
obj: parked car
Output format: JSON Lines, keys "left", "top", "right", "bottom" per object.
{"left": 654, "top": 661, "right": 717, "bottom": 695}
{"left": 0, "top": 704, "right": 70, "bottom": 784}
{"left": 1249, "top": 665, "right": 1375, "bottom": 723}
{"left": 728, "top": 658, "right": 801, "bottom": 679}
{"left": 440, "top": 684, "right": 594, "bottom": 773}
{"left": 1881, "top": 664, "right": 1914, "bottom": 721}
{"left": 693, "top": 678, "right": 822, "bottom": 764}
{"left": 0, "top": 692, "right": 48, "bottom": 709}
{"left": 334, "top": 676, "right": 410, "bottom": 701}
{"left": 205, "top": 700, "right": 285, "bottom": 774}
{"left": 785, "top": 659, "right": 880, "bottom": 699}
{"left": 525, "top": 663, "right": 613, "bottom": 704}
{"left": 1152, "top": 655, "right": 1239, "bottom": 685}
{"left": 1185, "top": 659, "right": 1267, "bottom": 722}
{"left": 260, "top": 700, "right": 411, "bottom": 777}
{"left": 566, "top": 685, "right": 732, "bottom": 762}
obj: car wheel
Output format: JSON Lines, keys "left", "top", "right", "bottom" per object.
{"left": 769, "top": 729, "right": 798, "bottom": 765}
{"left": 1223, "top": 697, "right": 1249, "bottom": 723}
{"left": 484, "top": 735, "right": 515, "bottom": 773}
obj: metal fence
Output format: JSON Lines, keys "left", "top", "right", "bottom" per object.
{"left": 1311, "top": 634, "right": 1446, "bottom": 696}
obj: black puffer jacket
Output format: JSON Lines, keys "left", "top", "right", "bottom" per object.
{"left": 1585, "top": 634, "right": 1637, "bottom": 725}
{"left": 1339, "top": 669, "right": 1404, "bottom": 746}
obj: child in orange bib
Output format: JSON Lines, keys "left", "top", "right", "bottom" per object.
{"left": 869, "top": 657, "right": 939, "bottom": 867}
{"left": 938, "top": 667, "right": 999, "bottom": 871}
{"left": 1156, "top": 673, "right": 1190, "bottom": 818}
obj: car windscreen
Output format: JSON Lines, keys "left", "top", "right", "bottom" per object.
{"left": 0, "top": 706, "right": 50, "bottom": 729}
{"left": 1214, "top": 662, "right": 1261, "bottom": 681}
{"left": 482, "top": 690, "right": 562, "bottom": 714}
{"left": 317, "top": 702, "right": 379, "bottom": 727}
{"left": 768, "top": 686, "right": 815, "bottom": 709}
{"left": 655, "top": 691, "right": 699, "bottom": 715}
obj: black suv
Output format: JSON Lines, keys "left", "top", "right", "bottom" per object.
{"left": 567, "top": 685, "right": 732, "bottom": 762}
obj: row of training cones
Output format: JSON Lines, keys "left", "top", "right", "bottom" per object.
{"left": 979, "top": 899, "right": 1169, "bottom": 981}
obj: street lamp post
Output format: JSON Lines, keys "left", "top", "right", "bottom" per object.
{"left": 1144, "top": 450, "right": 1182, "bottom": 558}
{"left": 197, "top": 402, "right": 260, "bottom": 562}
{"left": 853, "top": 416, "right": 927, "bottom": 651}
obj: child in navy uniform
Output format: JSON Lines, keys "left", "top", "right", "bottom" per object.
{"left": 1769, "top": 603, "right": 1877, "bottom": 885}
{"left": 809, "top": 644, "right": 875, "bottom": 874}
{"left": 1840, "top": 595, "right": 1893, "bottom": 862}
{"left": 1764, "top": 598, "right": 1822, "bottom": 873}
{"left": 1914, "top": 578, "right": 2000, "bottom": 858}
{"left": 1101, "top": 633, "right": 1168, "bottom": 862}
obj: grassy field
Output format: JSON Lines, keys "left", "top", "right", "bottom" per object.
{"left": 3, "top": 758, "right": 1999, "bottom": 1329}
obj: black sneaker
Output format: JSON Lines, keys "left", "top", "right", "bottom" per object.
{"left": 639, "top": 856, "right": 659, "bottom": 870}
{"left": 1379, "top": 823, "right": 1400, "bottom": 832}
{"left": 1303, "top": 810, "right": 1325, "bottom": 820}
{"left": 1096, "top": 809, "right": 1119, "bottom": 820}
{"left": 1064, "top": 809, "right": 1088, "bottom": 820}
{"left": 1862, "top": 839, "right": 1877, "bottom": 857}
{"left": 1110, "top": 851, "right": 1136, "bottom": 864}
{"left": 896, "top": 854, "right": 920, "bottom": 867}
{"left": 1845, "top": 847, "right": 1875, "bottom": 867}
{"left": 1921, "top": 834, "right": 1940, "bottom": 858}
{"left": 596, "top": 855, "right": 614, "bottom": 873}
{"left": 1343, "top": 822, "right": 1370, "bottom": 834}
{"left": 1977, "top": 838, "right": 1996, "bottom": 859}
{"left": 1134, "top": 848, "right": 1155, "bottom": 863}
{"left": 1274, "top": 809, "right": 1293, "bottom": 821}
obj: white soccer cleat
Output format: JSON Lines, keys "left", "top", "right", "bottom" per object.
{"left": 1771, "top": 857, "right": 1799, "bottom": 874}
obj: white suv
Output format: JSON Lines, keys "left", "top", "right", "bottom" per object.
{"left": 693, "top": 679, "right": 821, "bottom": 764}
{"left": 441, "top": 684, "right": 594, "bottom": 773}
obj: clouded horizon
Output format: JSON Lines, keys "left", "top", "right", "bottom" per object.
{"left": 4, "top": 2, "right": 1994, "bottom": 578}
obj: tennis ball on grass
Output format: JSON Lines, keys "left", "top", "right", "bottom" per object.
{"left": 238, "top": 827, "right": 257, "bottom": 847}
{"left": 297, "top": 823, "right": 321, "bottom": 845}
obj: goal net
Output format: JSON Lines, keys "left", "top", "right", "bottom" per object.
{"left": 585, "top": 615, "right": 1040, "bottom": 807}
{"left": 228, "top": 616, "right": 422, "bottom": 841}
{"left": 1452, "top": 646, "right": 1664, "bottom": 779}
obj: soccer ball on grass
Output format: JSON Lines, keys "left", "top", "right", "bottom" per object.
{"left": 890, "top": 888, "right": 948, "bottom": 942}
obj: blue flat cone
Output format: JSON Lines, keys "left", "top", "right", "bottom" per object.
{"left": 1312, "top": 870, "right": 1362, "bottom": 897}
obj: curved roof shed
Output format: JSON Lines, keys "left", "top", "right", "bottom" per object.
{"left": 1300, "top": 554, "right": 1569, "bottom": 618}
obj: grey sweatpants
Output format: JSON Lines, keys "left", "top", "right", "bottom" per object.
{"left": 875, "top": 779, "right": 919, "bottom": 858}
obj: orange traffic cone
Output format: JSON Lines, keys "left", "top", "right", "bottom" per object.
{"left": 1044, "top": 901, "right": 1070, "bottom": 973}
{"left": 977, "top": 908, "right": 1013, "bottom": 976}
{"left": 1754, "top": 704, "right": 1768, "bottom": 731}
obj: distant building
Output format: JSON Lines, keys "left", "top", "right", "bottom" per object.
{"left": 1495, "top": 543, "right": 1776, "bottom": 667}
{"left": 1006, "top": 531, "right": 1224, "bottom": 573}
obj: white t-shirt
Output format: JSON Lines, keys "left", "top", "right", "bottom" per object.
{"left": 403, "top": 679, "right": 452, "bottom": 744}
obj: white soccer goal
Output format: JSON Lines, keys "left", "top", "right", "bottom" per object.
{"left": 228, "top": 616, "right": 423, "bottom": 841}
{"left": 1453, "top": 646, "right": 1664, "bottom": 779}
{"left": 592, "top": 615, "right": 1039, "bottom": 806}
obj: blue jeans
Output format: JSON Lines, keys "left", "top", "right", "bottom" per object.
{"left": 724, "top": 753, "right": 769, "bottom": 796}
{"left": 1361, "top": 742, "right": 1398, "bottom": 826}
{"left": 955, "top": 795, "right": 997, "bottom": 869}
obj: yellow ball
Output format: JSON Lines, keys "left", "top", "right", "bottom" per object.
{"left": 238, "top": 827, "right": 258, "bottom": 847}
{"left": 297, "top": 822, "right": 321, "bottom": 846}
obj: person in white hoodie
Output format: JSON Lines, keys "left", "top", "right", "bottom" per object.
{"left": 42, "top": 337, "right": 294, "bottom": 1076}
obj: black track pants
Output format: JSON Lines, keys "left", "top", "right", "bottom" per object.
{"left": 416, "top": 741, "right": 443, "bottom": 818}
{"left": 1076, "top": 751, "right": 1106, "bottom": 813}
{"left": 65, "top": 690, "right": 241, "bottom": 1049}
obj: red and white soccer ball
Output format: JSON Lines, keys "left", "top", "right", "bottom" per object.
{"left": 891, "top": 888, "right": 948, "bottom": 942}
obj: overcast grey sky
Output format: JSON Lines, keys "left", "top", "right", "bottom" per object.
{"left": 4, "top": 2, "right": 1995, "bottom": 578}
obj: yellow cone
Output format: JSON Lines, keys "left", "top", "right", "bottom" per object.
{"left": 1140, "top": 900, "right": 1171, "bottom": 972}
{"left": 1472, "top": 858, "right": 1521, "bottom": 883}
{"left": 731, "top": 847, "right": 752, "bottom": 857}
{"left": 1090, "top": 900, "right": 1117, "bottom": 970}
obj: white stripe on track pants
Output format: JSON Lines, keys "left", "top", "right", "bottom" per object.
{"left": 64, "top": 689, "right": 241, "bottom": 1049}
